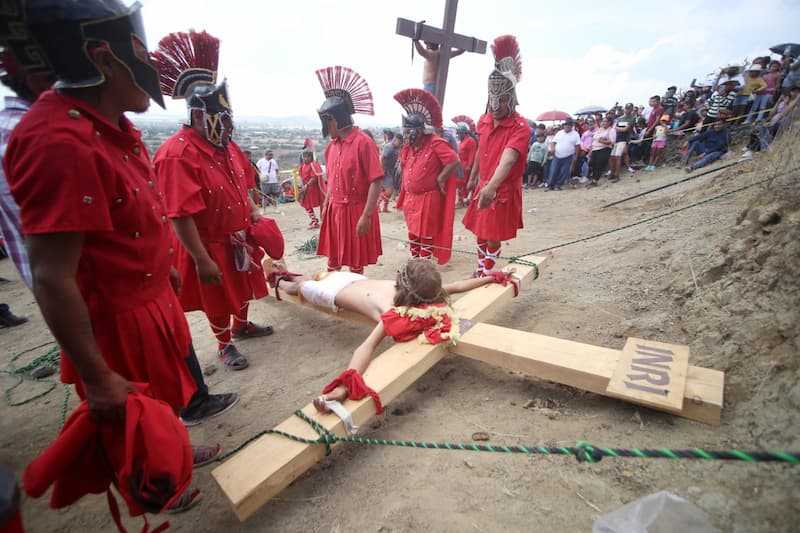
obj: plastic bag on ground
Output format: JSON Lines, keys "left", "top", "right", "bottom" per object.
{"left": 593, "top": 491, "right": 718, "bottom": 533}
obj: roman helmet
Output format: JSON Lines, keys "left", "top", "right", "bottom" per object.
{"left": 315, "top": 65, "right": 374, "bottom": 138}
{"left": 152, "top": 29, "right": 232, "bottom": 147}
{"left": 487, "top": 34, "right": 522, "bottom": 116}
{"left": 394, "top": 88, "right": 442, "bottom": 146}
{"left": 451, "top": 115, "right": 476, "bottom": 139}
{"left": 14, "top": 0, "right": 164, "bottom": 108}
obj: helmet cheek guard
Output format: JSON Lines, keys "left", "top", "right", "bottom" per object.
{"left": 187, "top": 80, "right": 233, "bottom": 147}
{"left": 317, "top": 96, "right": 353, "bottom": 138}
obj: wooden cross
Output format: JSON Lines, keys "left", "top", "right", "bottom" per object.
{"left": 212, "top": 255, "right": 724, "bottom": 520}
{"left": 395, "top": 0, "right": 486, "bottom": 107}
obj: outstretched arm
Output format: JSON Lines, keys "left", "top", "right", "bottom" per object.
{"left": 413, "top": 40, "right": 434, "bottom": 60}
{"left": 443, "top": 267, "right": 517, "bottom": 295}
{"left": 347, "top": 322, "right": 387, "bottom": 375}
{"left": 450, "top": 48, "right": 465, "bottom": 58}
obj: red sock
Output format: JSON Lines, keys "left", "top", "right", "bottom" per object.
{"left": 233, "top": 302, "right": 249, "bottom": 330}
{"left": 476, "top": 239, "right": 487, "bottom": 275}
{"left": 349, "top": 266, "right": 364, "bottom": 275}
{"left": 327, "top": 262, "right": 341, "bottom": 272}
{"left": 306, "top": 208, "right": 319, "bottom": 224}
{"left": 208, "top": 315, "right": 231, "bottom": 350}
{"left": 409, "top": 233, "right": 420, "bottom": 258}
{"left": 484, "top": 242, "right": 501, "bottom": 274}
{"left": 418, "top": 236, "right": 434, "bottom": 259}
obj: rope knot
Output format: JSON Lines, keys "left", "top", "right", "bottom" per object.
{"left": 574, "top": 441, "right": 603, "bottom": 463}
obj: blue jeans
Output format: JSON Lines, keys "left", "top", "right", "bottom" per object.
{"left": 690, "top": 151, "right": 722, "bottom": 170}
{"left": 547, "top": 154, "right": 574, "bottom": 189}
{"left": 749, "top": 93, "right": 772, "bottom": 122}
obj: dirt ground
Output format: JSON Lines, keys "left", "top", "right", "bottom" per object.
{"left": 1, "top": 132, "right": 799, "bottom": 533}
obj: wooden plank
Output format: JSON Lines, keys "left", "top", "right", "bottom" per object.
{"left": 452, "top": 323, "right": 724, "bottom": 425}
{"left": 212, "top": 255, "right": 546, "bottom": 521}
{"left": 605, "top": 338, "right": 690, "bottom": 413}
{"left": 395, "top": 17, "right": 487, "bottom": 53}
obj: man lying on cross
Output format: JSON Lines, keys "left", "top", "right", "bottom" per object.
{"left": 269, "top": 259, "right": 519, "bottom": 414}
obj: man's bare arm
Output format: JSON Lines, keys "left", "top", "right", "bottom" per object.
{"left": 27, "top": 232, "right": 135, "bottom": 421}
{"left": 413, "top": 40, "right": 435, "bottom": 60}
{"left": 171, "top": 216, "right": 221, "bottom": 285}
{"left": 450, "top": 48, "right": 465, "bottom": 58}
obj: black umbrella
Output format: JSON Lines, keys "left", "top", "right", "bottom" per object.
{"left": 770, "top": 43, "right": 800, "bottom": 57}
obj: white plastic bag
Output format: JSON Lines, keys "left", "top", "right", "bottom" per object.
{"left": 593, "top": 491, "right": 717, "bottom": 533}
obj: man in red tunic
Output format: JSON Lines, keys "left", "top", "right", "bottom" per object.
{"left": 393, "top": 89, "right": 459, "bottom": 264}
{"left": 152, "top": 31, "right": 271, "bottom": 371}
{"left": 454, "top": 119, "right": 477, "bottom": 208}
{"left": 314, "top": 66, "right": 382, "bottom": 274}
{"left": 463, "top": 35, "right": 531, "bottom": 277}
{"left": 298, "top": 149, "right": 325, "bottom": 229}
{"left": 3, "top": 0, "right": 237, "bottom": 513}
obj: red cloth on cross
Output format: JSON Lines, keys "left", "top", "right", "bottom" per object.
{"left": 322, "top": 369, "right": 383, "bottom": 415}
{"left": 380, "top": 303, "right": 456, "bottom": 344}
{"left": 316, "top": 127, "right": 383, "bottom": 269}
{"left": 462, "top": 111, "right": 531, "bottom": 241}
{"left": 4, "top": 90, "right": 196, "bottom": 411}
{"left": 396, "top": 134, "right": 458, "bottom": 264}
{"left": 153, "top": 127, "right": 268, "bottom": 316}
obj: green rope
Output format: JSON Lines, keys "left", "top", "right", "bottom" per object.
{"left": 217, "top": 410, "right": 800, "bottom": 465}
{"left": 2, "top": 341, "right": 71, "bottom": 426}
{"left": 294, "top": 234, "right": 319, "bottom": 255}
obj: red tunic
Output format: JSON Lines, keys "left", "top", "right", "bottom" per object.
{"left": 396, "top": 134, "right": 458, "bottom": 264}
{"left": 153, "top": 127, "right": 268, "bottom": 316}
{"left": 299, "top": 160, "right": 325, "bottom": 209}
{"left": 462, "top": 111, "right": 531, "bottom": 241}
{"left": 4, "top": 90, "right": 196, "bottom": 411}
{"left": 458, "top": 134, "right": 477, "bottom": 178}
{"left": 317, "top": 127, "right": 383, "bottom": 268}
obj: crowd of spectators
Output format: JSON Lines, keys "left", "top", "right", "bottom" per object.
{"left": 524, "top": 45, "right": 800, "bottom": 190}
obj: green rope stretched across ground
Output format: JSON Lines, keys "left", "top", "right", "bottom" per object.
{"left": 218, "top": 409, "right": 800, "bottom": 465}
{"left": 2, "top": 341, "right": 70, "bottom": 426}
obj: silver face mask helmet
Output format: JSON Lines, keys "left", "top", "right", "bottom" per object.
{"left": 487, "top": 57, "right": 518, "bottom": 115}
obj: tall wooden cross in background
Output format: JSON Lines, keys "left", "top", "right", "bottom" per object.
{"left": 395, "top": 0, "right": 486, "bottom": 107}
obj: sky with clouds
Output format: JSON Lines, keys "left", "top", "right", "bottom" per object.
{"left": 8, "top": 0, "right": 800, "bottom": 127}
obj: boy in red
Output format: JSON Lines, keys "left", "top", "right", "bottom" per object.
{"left": 463, "top": 35, "right": 531, "bottom": 277}
{"left": 394, "top": 89, "right": 459, "bottom": 263}
{"left": 314, "top": 66, "right": 382, "bottom": 274}
{"left": 152, "top": 31, "right": 270, "bottom": 371}
{"left": 298, "top": 149, "right": 325, "bottom": 229}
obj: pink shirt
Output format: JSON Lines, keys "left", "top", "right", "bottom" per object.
{"left": 591, "top": 127, "right": 616, "bottom": 151}
{"left": 580, "top": 127, "right": 596, "bottom": 152}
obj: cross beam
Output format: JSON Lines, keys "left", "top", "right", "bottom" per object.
{"left": 211, "top": 255, "right": 545, "bottom": 521}
{"left": 396, "top": 0, "right": 486, "bottom": 106}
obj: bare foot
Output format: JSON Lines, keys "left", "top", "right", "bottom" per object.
{"left": 313, "top": 385, "right": 348, "bottom": 413}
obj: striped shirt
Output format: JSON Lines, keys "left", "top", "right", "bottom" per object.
{"left": 0, "top": 96, "right": 33, "bottom": 290}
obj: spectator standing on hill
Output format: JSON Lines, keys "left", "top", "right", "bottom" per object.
{"left": 646, "top": 115, "right": 669, "bottom": 170}
{"left": 525, "top": 132, "right": 548, "bottom": 189}
{"left": 734, "top": 65, "right": 767, "bottom": 123}
{"left": 662, "top": 86, "right": 679, "bottom": 117}
{"left": 257, "top": 149, "right": 280, "bottom": 206}
{"left": 546, "top": 118, "right": 579, "bottom": 191}
{"left": 750, "top": 61, "right": 782, "bottom": 122}
{"left": 573, "top": 117, "right": 596, "bottom": 186}
{"left": 587, "top": 116, "right": 616, "bottom": 187}
{"left": 641, "top": 95, "right": 663, "bottom": 164}
{"left": 611, "top": 103, "right": 635, "bottom": 177}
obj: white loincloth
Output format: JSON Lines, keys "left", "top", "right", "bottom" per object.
{"left": 299, "top": 271, "right": 367, "bottom": 311}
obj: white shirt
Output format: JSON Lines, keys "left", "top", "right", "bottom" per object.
{"left": 257, "top": 157, "right": 279, "bottom": 183}
{"left": 551, "top": 129, "right": 580, "bottom": 159}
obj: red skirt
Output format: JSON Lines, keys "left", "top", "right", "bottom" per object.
{"left": 174, "top": 235, "right": 269, "bottom": 316}
{"left": 62, "top": 284, "right": 197, "bottom": 411}
{"left": 300, "top": 182, "right": 324, "bottom": 209}
{"left": 317, "top": 202, "right": 382, "bottom": 268}
{"left": 462, "top": 182, "right": 523, "bottom": 242}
